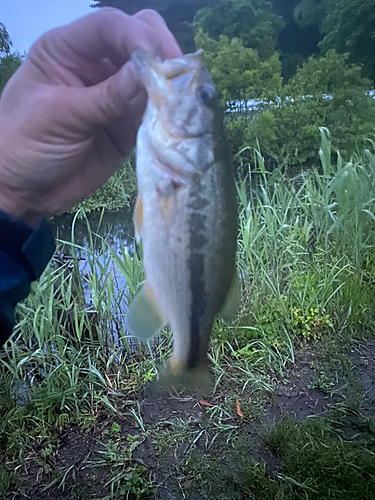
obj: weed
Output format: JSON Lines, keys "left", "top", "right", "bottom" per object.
{"left": 292, "top": 306, "right": 333, "bottom": 341}
{"left": 265, "top": 407, "right": 375, "bottom": 499}
{"left": 1, "top": 130, "right": 375, "bottom": 497}
{"left": 86, "top": 433, "right": 153, "bottom": 499}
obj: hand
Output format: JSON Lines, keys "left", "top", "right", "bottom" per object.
{"left": 0, "top": 8, "right": 182, "bottom": 228}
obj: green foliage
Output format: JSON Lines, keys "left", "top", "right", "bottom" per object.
{"left": 0, "top": 463, "right": 16, "bottom": 496}
{"left": 279, "top": 51, "right": 306, "bottom": 83}
{"left": 0, "top": 218, "right": 158, "bottom": 496}
{"left": 266, "top": 409, "right": 375, "bottom": 499}
{"left": 286, "top": 49, "right": 371, "bottom": 96}
{"left": 232, "top": 130, "right": 375, "bottom": 364}
{"left": 0, "top": 22, "right": 11, "bottom": 55}
{"left": 89, "top": 434, "right": 153, "bottom": 499}
{"left": 194, "top": 0, "right": 285, "bottom": 61}
{"left": 294, "top": 0, "right": 327, "bottom": 28}
{"left": 294, "top": 0, "right": 375, "bottom": 83}
{"left": 225, "top": 111, "right": 276, "bottom": 159}
{"left": 319, "top": 0, "right": 375, "bottom": 82}
{"left": 94, "top": 0, "right": 371, "bottom": 83}
{"left": 0, "top": 23, "right": 24, "bottom": 94}
{"left": 292, "top": 306, "right": 333, "bottom": 341}
{"left": 202, "top": 21, "right": 374, "bottom": 167}
{"left": 0, "top": 51, "right": 24, "bottom": 94}
{"left": 195, "top": 30, "right": 282, "bottom": 103}
{"left": 111, "top": 422, "right": 121, "bottom": 434}
{"left": 237, "top": 51, "right": 375, "bottom": 165}
{"left": 70, "top": 156, "right": 137, "bottom": 215}
{"left": 337, "top": 261, "right": 375, "bottom": 327}
{"left": 254, "top": 96, "right": 323, "bottom": 165}
{"left": 1, "top": 132, "right": 375, "bottom": 496}
{"left": 165, "top": 407, "right": 375, "bottom": 500}
{"left": 174, "top": 439, "right": 282, "bottom": 500}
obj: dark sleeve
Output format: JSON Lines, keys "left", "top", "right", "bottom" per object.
{"left": 0, "top": 210, "right": 56, "bottom": 345}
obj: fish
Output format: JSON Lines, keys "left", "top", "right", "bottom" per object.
{"left": 127, "top": 48, "right": 238, "bottom": 386}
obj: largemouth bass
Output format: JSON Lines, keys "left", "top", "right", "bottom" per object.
{"left": 127, "top": 49, "right": 238, "bottom": 384}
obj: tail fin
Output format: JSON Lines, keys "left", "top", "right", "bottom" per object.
{"left": 157, "top": 358, "right": 211, "bottom": 391}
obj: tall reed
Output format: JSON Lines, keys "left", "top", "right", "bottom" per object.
{"left": 1, "top": 129, "right": 374, "bottom": 433}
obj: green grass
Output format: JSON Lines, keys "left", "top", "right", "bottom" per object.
{"left": 1, "top": 129, "right": 375, "bottom": 498}
{"left": 84, "top": 431, "right": 153, "bottom": 500}
{"left": 159, "top": 404, "right": 375, "bottom": 500}
{"left": 265, "top": 407, "right": 375, "bottom": 499}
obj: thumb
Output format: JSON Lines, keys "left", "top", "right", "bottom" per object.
{"left": 73, "top": 61, "right": 147, "bottom": 128}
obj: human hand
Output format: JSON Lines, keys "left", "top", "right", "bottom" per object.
{"left": 0, "top": 8, "right": 182, "bottom": 228}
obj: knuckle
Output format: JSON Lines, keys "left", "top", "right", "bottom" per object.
{"left": 30, "top": 27, "right": 58, "bottom": 53}
{"left": 96, "top": 6, "right": 126, "bottom": 17}
{"left": 95, "top": 7, "right": 129, "bottom": 26}
{"left": 132, "top": 11, "right": 166, "bottom": 57}
{"left": 135, "top": 9, "right": 166, "bottom": 27}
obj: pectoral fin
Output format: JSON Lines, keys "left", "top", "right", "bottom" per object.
{"left": 219, "top": 272, "right": 241, "bottom": 323}
{"left": 133, "top": 193, "right": 144, "bottom": 244}
{"left": 156, "top": 179, "right": 183, "bottom": 227}
{"left": 158, "top": 195, "right": 175, "bottom": 226}
{"left": 126, "top": 282, "right": 167, "bottom": 342}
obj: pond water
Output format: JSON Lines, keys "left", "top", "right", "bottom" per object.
{"left": 52, "top": 207, "right": 135, "bottom": 251}
{"left": 51, "top": 207, "right": 136, "bottom": 307}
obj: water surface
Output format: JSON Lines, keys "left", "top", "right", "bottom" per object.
{"left": 51, "top": 208, "right": 136, "bottom": 307}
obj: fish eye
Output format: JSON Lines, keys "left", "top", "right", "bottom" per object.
{"left": 197, "top": 85, "right": 215, "bottom": 105}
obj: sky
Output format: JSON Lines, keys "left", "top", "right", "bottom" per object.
{"left": 1, "top": 1, "right": 96, "bottom": 54}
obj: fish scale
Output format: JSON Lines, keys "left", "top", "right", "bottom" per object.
{"left": 127, "top": 49, "right": 238, "bottom": 385}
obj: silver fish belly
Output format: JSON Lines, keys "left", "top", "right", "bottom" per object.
{"left": 127, "top": 49, "right": 237, "bottom": 381}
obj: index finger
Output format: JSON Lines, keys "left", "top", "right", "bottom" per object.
{"left": 34, "top": 7, "right": 182, "bottom": 68}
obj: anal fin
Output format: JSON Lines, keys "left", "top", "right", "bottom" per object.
{"left": 127, "top": 283, "right": 166, "bottom": 342}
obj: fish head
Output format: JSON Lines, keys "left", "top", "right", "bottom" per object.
{"left": 131, "top": 49, "right": 217, "bottom": 140}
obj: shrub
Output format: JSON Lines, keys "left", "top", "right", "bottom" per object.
{"left": 227, "top": 50, "right": 375, "bottom": 167}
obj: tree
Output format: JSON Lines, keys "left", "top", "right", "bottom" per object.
{"left": 193, "top": 0, "right": 285, "bottom": 61}
{"left": 0, "top": 22, "right": 11, "bottom": 56}
{"left": 293, "top": 0, "right": 327, "bottom": 28}
{"left": 294, "top": 0, "right": 375, "bottom": 83}
{"left": 243, "top": 50, "right": 375, "bottom": 165}
{"left": 285, "top": 49, "right": 371, "bottom": 97}
{"left": 194, "top": 23, "right": 282, "bottom": 160}
{"left": 195, "top": 29, "right": 282, "bottom": 104}
{"left": 269, "top": 0, "right": 321, "bottom": 81}
{"left": 91, "top": 0, "right": 217, "bottom": 53}
{"left": 0, "top": 52, "right": 24, "bottom": 94}
{"left": 319, "top": 0, "right": 375, "bottom": 83}
{"left": 0, "top": 24, "right": 24, "bottom": 94}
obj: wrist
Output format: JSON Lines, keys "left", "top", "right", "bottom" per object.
{"left": 0, "top": 194, "right": 42, "bottom": 230}
{"left": 0, "top": 208, "right": 56, "bottom": 282}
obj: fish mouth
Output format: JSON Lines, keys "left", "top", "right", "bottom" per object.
{"left": 133, "top": 48, "right": 212, "bottom": 179}
{"left": 131, "top": 48, "right": 203, "bottom": 79}
{"left": 131, "top": 48, "right": 204, "bottom": 105}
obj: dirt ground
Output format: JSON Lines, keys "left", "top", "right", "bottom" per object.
{"left": 7, "top": 340, "right": 375, "bottom": 500}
